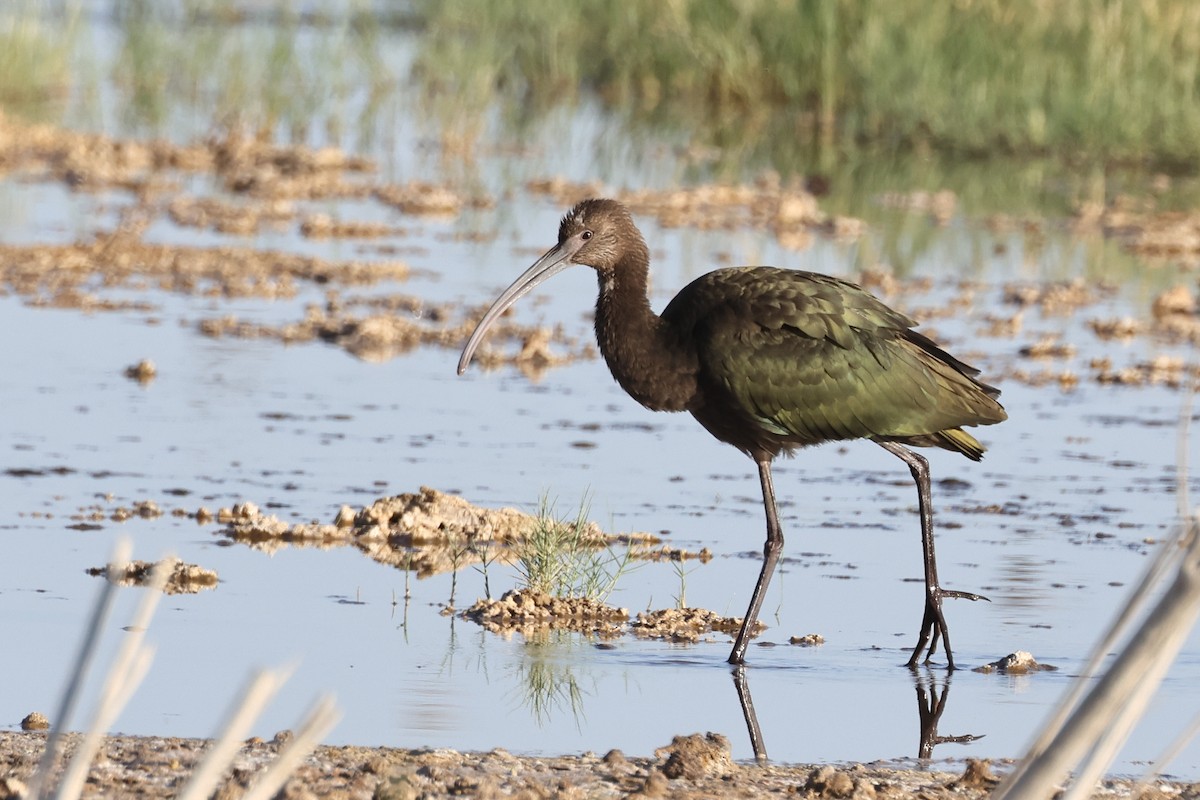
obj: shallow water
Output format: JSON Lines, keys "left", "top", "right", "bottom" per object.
{"left": 3, "top": 4, "right": 1200, "bottom": 780}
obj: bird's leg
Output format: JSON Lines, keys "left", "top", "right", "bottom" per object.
{"left": 878, "top": 442, "right": 988, "bottom": 670}
{"left": 728, "top": 459, "right": 784, "bottom": 665}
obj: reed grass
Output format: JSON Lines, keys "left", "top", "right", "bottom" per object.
{"left": 109, "top": 0, "right": 392, "bottom": 137}
{"left": 9, "top": 0, "right": 1197, "bottom": 211}
{"left": 0, "top": 2, "right": 77, "bottom": 112}
{"left": 28, "top": 537, "right": 341, "bottom": 800}
{"left": 413, "top": 0, "right": 1200, "bottom": 166}
{"left": 515, "top": 495, "right": 634, "bottom": 602}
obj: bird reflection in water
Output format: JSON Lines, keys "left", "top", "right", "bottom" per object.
{"left": 730, "top": 665, "right": 983, "bottom": 763}
{"left": 912, "top": 668, "right": 984, "bottom": 759}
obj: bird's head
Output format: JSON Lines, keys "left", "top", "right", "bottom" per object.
{"left": 457, "top": 198, "right": 646, "bottom": 375}
{"left": 555, "top": 198, "right": 644, "bottom": 275}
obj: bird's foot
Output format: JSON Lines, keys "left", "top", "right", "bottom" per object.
{"left": 905, "top": 585, "right": 990, "bottom": 670}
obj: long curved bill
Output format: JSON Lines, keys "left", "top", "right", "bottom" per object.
{"left": 457, "top": 239, "right": 583, "bottom": 375}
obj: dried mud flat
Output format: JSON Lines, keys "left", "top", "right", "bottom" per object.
{"left": 3, "top": 731, "right": 1194, "bottom": 800}
{"left": 4, "top": 111, "right": 1200, "bottom": 389}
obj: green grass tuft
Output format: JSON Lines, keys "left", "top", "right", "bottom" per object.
{"left": 515, "top": 494, "right": 633, "bottom": 602}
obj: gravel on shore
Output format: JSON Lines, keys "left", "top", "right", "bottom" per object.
{"left": 2, "top": 730, "right": 1195, "bottom": 799}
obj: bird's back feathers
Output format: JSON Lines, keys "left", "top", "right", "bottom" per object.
{"left": 661, "top": 267, "right": 1006, "bottom": 459}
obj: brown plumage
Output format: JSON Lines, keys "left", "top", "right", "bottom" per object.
{"left": 459, "top": 198, "right": 1007, "bottom": 668}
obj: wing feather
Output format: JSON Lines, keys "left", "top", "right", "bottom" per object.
{"left": 661, "top": 267, "right": 1006, "bottom": 454}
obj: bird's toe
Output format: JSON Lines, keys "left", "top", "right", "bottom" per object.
{"left": 938, "top": 587, "right": 990, "bottom": 603}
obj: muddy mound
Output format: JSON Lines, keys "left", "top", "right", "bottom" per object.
{"left": 86, "top": 558, "right": 218, "bottom": 595}
{"left": 462, "top": 589, "right": 629, "bottom": 637}
{"left": 631, "top": 607, "right": 765, "bottom": 643}
{"left": 352, "top": 488, "right": 561, "bottom": 545}
{"left": 216, "top": 488, "right": 659, "bottom": 579}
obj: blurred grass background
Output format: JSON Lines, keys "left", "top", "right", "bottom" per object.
{"left": 5, "top": 1, "right": 1200, "bottom": 165}
{"left": 2, "top": 0, "right": 1199, "bottom": 227}
{"left": 413, "top": 0, "right": 1200, "bottom": 167}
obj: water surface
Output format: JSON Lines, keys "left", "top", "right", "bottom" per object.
{"left": 2, "top": 4, "right": 1199, "bottom": 779}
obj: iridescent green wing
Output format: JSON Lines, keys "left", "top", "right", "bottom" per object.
{"left": 663, "top": 268, "right": 1002, "bottom": 446}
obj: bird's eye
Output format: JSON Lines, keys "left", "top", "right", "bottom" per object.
{"left": 580, "top": 230, "right": 593, "bottom": 240}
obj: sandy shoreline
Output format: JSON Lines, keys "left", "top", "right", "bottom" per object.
{"left": 3, "top": 730, "right": 1195, "bottom": 799}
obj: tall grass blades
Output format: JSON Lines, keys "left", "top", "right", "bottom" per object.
{"left": 0, "top": 1, "right": 78, "bottom": 114}
{"left": 414, "top": 0, "right": 1200, "bottom": 165}
{"left": 515, "top": 495, "right": 634, "bottom": 602}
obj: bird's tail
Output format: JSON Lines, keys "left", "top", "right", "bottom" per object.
{"left": 936, "top": 428, "right": 987, "bottom": 462}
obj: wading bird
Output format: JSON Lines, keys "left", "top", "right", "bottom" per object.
{"left": 458, "top": 199, "right": 1006, "bottom": 668}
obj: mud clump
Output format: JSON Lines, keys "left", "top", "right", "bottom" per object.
{"left": 110, "top": 499, "right": 163, "bottom": 522}
{"left": 789, "top": 633, "right": 825, "bottom": 646}
{"left": 168, "top": 195, "right": 296, "bottom": 235}
{"left": 1090, "top": 355, "right": 1196, "bottom": 388}
{"left": 973, "top": 651, "right": 1057, "bottom": 674}
{"left": 1152, "top": 284, "right": 1196, "bottom": 318}
{"left": 631, "top": 607, "right": 766, "bottom": 643}
{"left": 214, "top": 136, "right": 376, "bottom": 201}
{"left": 352, "top": 486, "right": 549, "bottom": 545}
{"left": 656, "top": 733, "right": 735, "bottom": 780}
{"left": 1083, "top": 195, "right": 1200, "bottom": 265}
{"left": 374, "top": 180, "right": 494, "bottom": 216}
{"left": 299, "top": 214, "right": 405, "bottom": 239}
{"left": 0, "top": 114, "right": 535, "bottom": 367}
{"left": 197, "top": 297, "right": 592, "bottom": 368}
{"left": 1148, "top": 283, "right": 1200, "bottom": 344}
{"left": 19, "top": 713, "right": 48, "bottom": 732}
{"left": 215, "top": 488, "right": 536, "bottom": 554}
{"left": 455, "top": 316, "right": 595, "bottom": 377}
{"left": 1088, "top": 316, "right": 1144, "bottom": 341}
{"left": 949, "top": 759, "right": 1000, "bottom": 790}
{"left": 461, "top": 589, "right": 629, "bottom": 637}
{"left": 464, "top": 596, "right": 765, "bottom": 644}
{"left": 1017, "top": 337, "right": 1075, "bottom": 360}
{"left": 215, "top": 487, "right": 658, "bottom": 579}
{"left": 212, "top": 491, "right": 739, "bottom": 643}
{"left": 525, "top": 176, "right": 607, "bottom": 206}
{"left": 628, "top": 545, "right": 713, "bottom": 563}
{"left": 618, "top": 179, "right": 866, "bottom": 250}
{"left": 62, "top": 497, "right": 188, "bottom": 528}
{"left": 805, "top": 765, "right": 876, "bottom": 799}
{"left": 123, "top": 358, "right": 157, "bottom": 384}
{"left": 1, "top": 237, "right": 410, "bottom": 308}
{"left": 1002, "top": 278, "right": 1104, "bottom": 316}
{"left": 86, "top": 557, "right": 218, "bottom": 595}
{"left": 0, "top": 113, "right": 498, "bottom": 215}
{"left": 529, "top": 175, "right": 868, "bottom": 250}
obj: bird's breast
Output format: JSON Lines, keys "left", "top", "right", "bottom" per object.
{"left": 604, "top": 349, "right": 697, "bottom": 413}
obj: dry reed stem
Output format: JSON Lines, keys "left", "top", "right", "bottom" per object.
{"left": 24, "top": 536, "right": 341, "bottom": 800}
{"left": 27, "top": 537, "right": 131, "bottom": 800}
{"left": 239, "top": 695, "right": 343, "bottom": 800}
{"left": 174, "top": 666, "right": 295, "bottom": 800}
{"left": 52, "top": 557, "right": 171, "bottom": 800}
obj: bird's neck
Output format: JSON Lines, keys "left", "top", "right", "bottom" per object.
{"left": 594, "top": 257, "right": 696, "bottom": 412}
